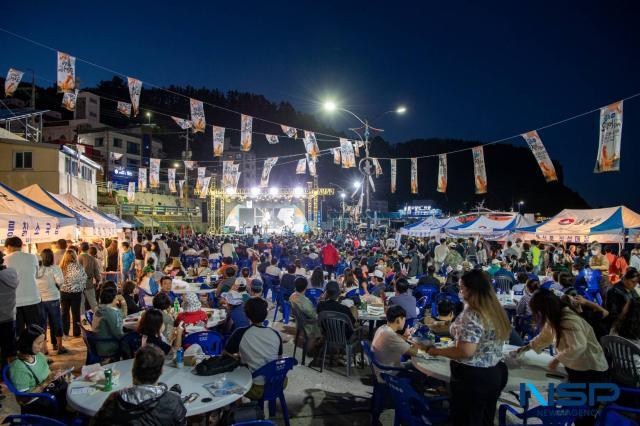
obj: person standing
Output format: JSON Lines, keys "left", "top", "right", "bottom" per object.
{"left": 78, "top": 242, "right": 101, "bottom": 314}
{"left": 120, "top": 241, "right": 136, "bottom": 282}
{"left": 53, "top": 239, "right": 67, "bottom": 266}
{"left": 4, "top": 237, "right": 41, "bottom": 335}
{"left": 221, "top": 238, "right": 236, "bottom": 259}
{"left": 59, "top": 250, "right": 87, "bottom": 337}
{"left": 35, "top": 248, "right": 68, "bottom": 355}
{"left": 157, "top": 236, "right": 169, "bottom": 270}
{"left": 320, "top": 240, "right": 339, "bottom": 277}
{"left": 0, "top": 251, "right": 18, "bottom": 365}
{"left": 434, "top": 238, "right": 450, "bottom": 266}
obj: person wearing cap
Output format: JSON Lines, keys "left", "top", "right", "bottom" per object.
{"left": 249, "top": 279, "right": 264, "bottom": 299}
{"left": 317, "top": 281, "right": 357, "bottom": 334}
{"left": 176, "top": 293, "right": 207, "bottom": 326}
{"left": 223, "top": 290, "right": 250, "bottom": 333}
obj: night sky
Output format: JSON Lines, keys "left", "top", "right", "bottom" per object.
{"left": 3, "top": 0, "right": 639, "bottom": 210}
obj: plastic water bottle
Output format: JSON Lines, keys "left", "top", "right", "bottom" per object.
{"left": 176, "top": 348, "right": 184, "bottom": 369}
{"left": 173, "top": 299, "right": 180, "bottom": 313}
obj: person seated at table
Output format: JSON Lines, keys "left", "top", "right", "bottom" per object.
{"left": 294, "top": 258, "right": 306, "bottom": 276}
{"left": 265, "top": 257, "right": 282, "bottom": 277}
{"left": 248, "top": 279, "right": 264, "bottom": 299}
{"left": 280, "top": 264, "right": 298, "bottom": 294}
{"left": 152, "top": 292, "right": 175, "bottom": 342}
{"left": 493, "top": 261, "right": 515, "bottom": 281}
{"left": 423, "top": 299, "right": 455, "bottom": 335}
{"left": 317, "top": 281, "right": 357, "bottom": 332}
{"left": 418, "top": 265, "right": 441, "bottom": 287}
{"left": 215, "top": 266, "right": 237, "bottom": 297}
{"left": 92, "top": 286, "right": 126, "bottom": 358}
{"left": 216, "top": 256, "right": 238, "bottom": 278}
{"left": 515, "top": 278, "right": 539, "bottom": 317}
{"left": 605, "top": 268, "right": 640, "bottom": 330}
{"left": 425, "top": 269, "right": 511, "bottom": 426}
{"left": 194, "top": 258, "right": 213, "bottom": 277}
{"left": 289, "top": 277, "right": 321, "bottom": 342}
{"left": 309, "top": 266, "right": 326, "bottom": 289}
{"left": 159, "top": 275, "right": 178, "bottom": 304}
{"left": 557, "top": 271, "right": 576, "bottom": 294}
{"left": 138, "top": 265, "right": 159, "bottom": 306}
{"left": 511, "top": 272, "right": 528, "bottom": 294}
{"left": 222, "top": 291, "right": 250, "bottom": 333}
{"left": 235, "top": 266, "right": 251, "bottom": 290}
{"left": 126, "top": 309, "right": 184, "bottom": 357}
{"left": 442, "top": 270, "right": 461, "bottom": 294}
{"left": 177, "top": 293, "right": 208, "bottom": 326}
{"left": 610, "top": 299, "right": 640, "bottom": 367}
{"left": 122, "top": 280, "right": 140, "bottom": 315}
{"left": 224, "top": 298, "right": 283, "bottom": 400}
{"left": 386, "top": 278, "right": 417, "bottom": 322}
{"left": 164, "top": 257, "right": 186, "bottom": 278}
{"left": 91, "top": 344, "right": 187, "bottom": 425}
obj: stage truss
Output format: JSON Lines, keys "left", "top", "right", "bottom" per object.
{"left": 207, "top": 182, "right": 334, "bottom": 234}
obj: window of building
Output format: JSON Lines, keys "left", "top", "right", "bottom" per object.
{"left": 127, "top": 158, "right": 139, "bottom": 167}
{"left": 113, "top": 138, "right": 123, "bottom": 148}
{"left": 65, "top": 157, "right": 79, "bottom": 176}
{"left": 80, "top": 165, "right": 93, "bottom": 182}
{"left": 14, "top": 151, "right": 33, "bottom": 169}
{"left": 127, "top": 141, "right": 140, "bottom": 155}
{"left": 95, "top": 137, "right": 104, "bottom": 147}
{"left": 89, "top": 112, "right": 97, "bottom": 118}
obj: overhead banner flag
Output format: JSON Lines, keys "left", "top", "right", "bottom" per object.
{"left": 594, "top": 100, "right": 623, "bottom": 173}
{"left": 354, "top": 141, "right": 361, "bottom": 157}
{"left": 110, "top": 152, "right": 124, "bottom": 162}
{"left": 178, "top": 180, "right": 185, "bottom": 199}
{"left": 372, "top": 158, "right": 383, "bottom": 177}
{"left": 138, "top": 168, "right": 147, "bottom": 192}
{"left": 189, "top": 99, "right": 206, "bottom": 133}
{"left": 240, "top": 114, "right": 253, "bottom": 151}
{"left": 265, "top": 134, "right": 279, "bottom": 144}
{"left": 199, "top": 176, "right": 211, "bottom": 198}
{"left": 184, "top": 160, "right": 196, "bottom": 170}
{"left": 472, "top": 146, "right": 487, "bottom": 194}
{"left": 4, "top": 68, "right": 24, "bottom": 97}
{"left": 437, "top": 154, "right": 448, "bottom": 193}
{"left": 171, "top": 116, "right": 192, "bottom": 130}
{"left": 222, "top": 161, "right": 235, "bottom": 188}
{"left": 127, "top": 77, "right": 142, "bottom": 117}
{"left": 340, "top": 138, "right": 356, "bottom": 168}
{"left": 390, "top": 159, "right": 397, "bottom": 193}
{"left": 522, "top": 130, "right": 557, "bottom": 182}
{"left": 61, "top": 90, "right": 78, "bottom": 111}
{"left": 127, "top": 182, "right": 136, "bottom": 202}
{"left": 195, "top": 167, "right": 206, "bottom": 193}
{"left": 410, "top": 158, "right": 418, "bottom": 194}
{"left": 213, "top": 126, "right": 225, "bottom": 156}
{"left": 117, "top": 101, "right": 131, "bottom": 117}
{"left": 149, "top": 158, "right": 160, "bottom": 188}
{"left": 303, "top": 131, "right": 320, "bottom": 158}
{"left": 281, "top": 125, "right": 297, "bottom": 138}
{"left": 106, "top": 181, "right": 113, "bottom": 194}
{"left": 332, "top": 148, "right": 341, "bottom": 165}
{"left": 296, "top": 158, "right": 307, "bottom": 174}
{"left": 168, "top": 168, "right": 176, "bottom": 193}
{"left": 260, "top": 157, "right": 278, "bottom": 187}
{"left": 307, "top": 154, "right": 317, "bottom": 177}
{"left": 57, "top": 52, "right": 76, "bottom": 93}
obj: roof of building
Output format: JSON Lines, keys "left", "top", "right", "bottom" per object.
{"left": 0, "top": 127, "right": 28, "bottom": 142}
{"left": 0, "top": 107, "right": 50, "bottom": 122}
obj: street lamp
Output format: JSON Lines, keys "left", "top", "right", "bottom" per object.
{"left": 396, "top": 106, "right": 407, "bottom": 114}
{"left": 145, "top": 111, "right": 151, "bottom": 125}
{"left": 518, "top": 201, "right": 525, "bottom": 214}
{"left": 353, "top": 181, "right": 361, "bottom": 189}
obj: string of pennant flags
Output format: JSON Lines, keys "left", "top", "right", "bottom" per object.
{"left": 0, "top": 26, "right": 634, "bottom": 202}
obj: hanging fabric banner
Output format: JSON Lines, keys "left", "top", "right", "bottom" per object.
{"left": 231, "top": 172, "right": 241, "bottom": 191}
{"left": 240, "top": 114, "right": 253, "bottom": 151}
{"left": 303, "top": 131, "right": 319, "bottom": 158}
{"left": 437, "top": 154, "right": 448, "bottom": 193}
{"left": 184, "top": 160, "right": 196, "bottom": 170}
{"left": 178, "top": 180, "right": 185, "bottom": 198}
{"left": 110, "top": 152, "right": 123, "bottom": 162}
{"left": 212, "top": 126, "right": 225, "bottom": 156}
{"left": 57, "top": 52, "right": 76, "bottom": 93}
{"left": 189, "top": 99, "right": 206, "bottom": 133}
{"left": 61, "top": 90, "right": 78, "bottom": 111}
{"left": 195, "top": 167, "right": 206, "bottom": 194}
{"left": 307, "top": 154, "right": 317, "bottom": 177}
{"left": 138, "top": 168, "right": 147, "bottom": 192}
{"left": 296, "top": 158, "right": 307, "bottom": 174}
{"left": 171, "top": 116, "right": 192, "bottom": 130}
{"left": 354, "top": 141, "right": 361, "bottom": 157}
{"left": 372, "top": 158, "right": 383, "bottom": 177}
{"left": 281, "top": 125, "right": 297, "bottom": 138}
{"left": 117, "top": 101, "right": 131, "bottom": 117}
{"left": 472, "top": 146, "right": 487, "bottom": 194}
{"left": 168, "top": 168, "right": 176, "bottom": 193}
{"left": 126, "top": 77, "right": 142, "bottom": 117}
{"left": 265, "top": 134, "right": 279, "bottom": 144}
{"left": 340, "top": 138, "right": 356, "bottom": 168}
{"left": 149, "top": 158, "right": 160, "bottom": 188}
{"left": 222, "top": 161, "right": 235, "bottom": 188}
{"left": 594, "top": 100, "right": 623, "bottom": 173}
{"left": 521, "top": 130, "right": 558, "bottom": 182}
{"left": 106, "top": 181, "right": 113, "bottom": 194}
{"left": 127, "top": 182, "right": 135, "bottom": 202}
{"left": 260, "top": 157, "right": 278, "bottom": 187}
{"left": 390, "top": 159, "right": 397, "bottom": 193}
{"left": 332, "top": 148, "right": 341, "bottom": 165}
{"left": 410, "top": 158, "right": 418, "bottom": 194}
{"left": 199, "top": 176, "right": 211, "bottom": 199}
{"left": 4, "top": 68, "right": 24, "bottom": 97}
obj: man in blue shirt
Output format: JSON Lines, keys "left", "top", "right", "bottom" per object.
{"left": 387, "top": 278, "right": 417, "bottom": 322}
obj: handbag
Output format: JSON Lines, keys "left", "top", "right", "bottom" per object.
{"left": 194, "top": 354, "right": 239, "bottom": 376}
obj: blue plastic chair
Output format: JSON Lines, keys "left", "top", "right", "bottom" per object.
{"left": 251, "top": 358, "right": 298, "bottom": 426}
{"left": 361, "top": 341, "right": 406, "bottom": 424}
{"left": 79, "top": 323, "right": 121, "bottom": 365}
{"left": 304, "top": 288, "right": 323, "bottom": 308}
{"left": 335, "top": 261, "right": 348, "bottom": 276}
{"left": 262, "top": 275, "right": 280, "bottom": 301}
{"left": 414, "top": 284, "right": 439, "bottom": 304}
{"left": 1, "top": 415, "right": 66, "bottom": 426}
{"left": 182, "top": 330, "right": 224, "bottom": 356}
{"left": 2, "top": 365, "right": 59, "bottom": 415}
{"left": 84, "top": 310, "right": 94, "bottom": 325}
{"left": 232, "top": 421, "right": 277, "bottom": 426}
{"left": 498, "top": 403, "right": 589, "bottom": 426}
{"left": 381, "top": 372, "right": 449, "bottom": 426}
{"left": 272, "top": 286, "right": 292, "bottom": 324}
{"left": 431, "top": 292, "right": 460, "bottom": 318}
{"left": 596, "top": 387, "right": 640, "bottom": 426}
{"left": 345, "top": 287, "right": 365, "bottom": 298}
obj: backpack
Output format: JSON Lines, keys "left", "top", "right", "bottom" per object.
{"left": 194, "top": 354, "right": 239, "bottom": 376}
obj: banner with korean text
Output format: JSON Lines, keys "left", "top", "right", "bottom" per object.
{"left": 149, "top": 158, "right": 160, "bottom": 188}
{"left": 260, "top": 157, "right": 278, "bottom": 187}
{"left": 127, "top": 77, "right": 142, "bottom": 117}
{"left": 117, "top": 101, "right": 131, "bottom": 117}
{"left": 199, "top": 177, "right": 211, "bottom": 198}
{"left": 303, "top": 131, "right": 319, "bottom": 158}
{"left": 190, "top": 99, "right": 206, "bottom": 133}
{"left": 241, "top": 115, "right": 252, "bottom": 151}
{"left": 296, "top": 158, "right": 306, "bottom": 174}
{"left": 213, "top": 126, "right": 225, "bottom": 156}
{"left": 127, "top": 182, "right": 135, "bottom": 202}
{"left": 594, "top": 100, "right": 623, "bottom": 173}
{"left": 437, "top": 154, "right": 447, "bottom": 193}
{"left": 57, "top": 52, "right": 75, "bottom": 93}
{"left": 521, "top": 131, "right": 557, "bottom": 182}
{"left": 340, "top": 138, "right": 356, "bottom": 168}
{"left": 472, "top": 146, "right": 487, "bottom": 194}
{"left": 168, "top": 168, "right": 176, "bottom": 193}
{"left": 410, "top": 158, "right": 418, "bottom": 194}
{"left": 4, "top": 68, "right": 24, "bottom": 97}
{"left": 390, "top": 159, "right": 397, "bottom": 193}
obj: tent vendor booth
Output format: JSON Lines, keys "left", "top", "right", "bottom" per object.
{"left": 446, "top": 214, "right": 536, "bottom": 241}
{"left": 399, "top": 216, "right": 462, "bottom": 238}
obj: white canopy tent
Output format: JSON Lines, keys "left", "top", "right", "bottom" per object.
{"left": 0, "top": 182, "right": 77, "bottom": 244}
{"left": 102, "top": 213, "right": 135, "bottom": 229}
{"left": 446, "top": 214, "right": 536, "bottom": 240}
{"left": 52, "top": 193, "right": 119, "bottom": 238}
{"left": 400, "top": 216, "right": 462, "bottom": 237}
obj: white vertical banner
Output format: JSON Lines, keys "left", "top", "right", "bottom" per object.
{"left": 472, "top": 146, "right": 487, "bottom": 194}
{"left": 195, "top": 167, "right": 206, "bottom": 194}
{"left": 61, "top": 90, "right": 78, "bottom": 111}
{"left": 332, "top": 148, "right": 341, "bottom": 165}
{"left": 222, "top": 161, "right": 235, "bottom": 188}
{"left": 199, "top": 176, "right": 211, "bottom": 198}
{"left": 307, "top": 154, "right": 317, "bottom": 177}
{"left": 57, "top": 52, "right": 76, "bottom": 93}
{"left": 240, "top": 114, "right": 253, "bottom": 151}
{"left": 149, "top": 158, "right": 160, "bottom": 188}
{"left": 281, "top": 125, "right": 297, "bottom": 138}
{"left": 117, "top": 101, "right": 132, "bottom": 117}
{"left": 296, "top": 158, "right": 307, "bottom": 174}
{"left": 390, "top": 159, "right": 397, "bottom": 194}
{"left": 594, "top": 100, "right": 623, "bottom": 173}
{"left": 127, "top": 182, "right": 136, "bottom": 202}
{"left": 178, "top": 180, "right": 185, "bottom": 198}
{"left": 340, "top": 138, "right": 356, "bottom": 168}
{"left": 168, "top": 168, "right": 176, "bottom": 193}
{"left": 522, "top": 130, "right": 558, "bottom": 182}
{"left": 260, "top": 157, "right": 278, "bottom": 187}
{"left": 410, "top": 158, "right": 418, "bottom": 194}
{"left": 171, "top": 116, "right": 192, "bottom": 130}
{"left": 212, "top": 125, "right": 225, "bottom": 156}
{"left": 190, "top": 99, "right": 206, "bottom": 133}
{"left": 184, "top": 160, "right": 196, "bottom": 170}
{"left": 138, "top": 168, "right": 147, "bottom": 192}
{"left": 303, "top": 131, "right": 320, "bottom": 158}
{"left": 5, "top": 68, "right": 24, "bottom": 97}
{"left": 232, "top": 172, "right": 241, "bottom": 191}
{"left": 127, "top": 77, "right": 142, "bottom": 117}
{"left": 372, "top": 158, "right": 383, "bottom": 177}
{"left": 265, "top": 134, "right": 279, "bottom": 144}
{"left": 107, "top": 181, "right": 113, "bottom": 193}
{"left": 437, "top": 154, "right": 448, "bottom": 193}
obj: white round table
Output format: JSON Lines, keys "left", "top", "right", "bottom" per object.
{"left": 411, "top": 344, "right": 566, "bottom": 392}
{"left": 67, "top": 359, "right": 252, "bottom": 417}
{"left": 172, "top": 287, "right": 216, "bottom": 295}
{"left": 123, "top": 311, "right": 226, "bottom": 331}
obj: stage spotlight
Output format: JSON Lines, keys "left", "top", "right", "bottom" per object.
{"left": 250, "top": 187, "right": 261, "bottom": 197}
{"left": 269, "top": 187, "right": 280, "bottom": 196}
{"left": 224, "top": 187, "right": 236, "bottom": 196}
{"left": 353, "top": 181, "right": 361, "bottom": 189}
{"left": 293, "top": 186, "right": 304, "bottom": 197}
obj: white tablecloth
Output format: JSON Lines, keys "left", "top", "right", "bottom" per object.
{"left": 67, "top": 360, "right": 252, "bottom": 417}
{"left": 123, "top": 311, "right": 225, "bottom": 331}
